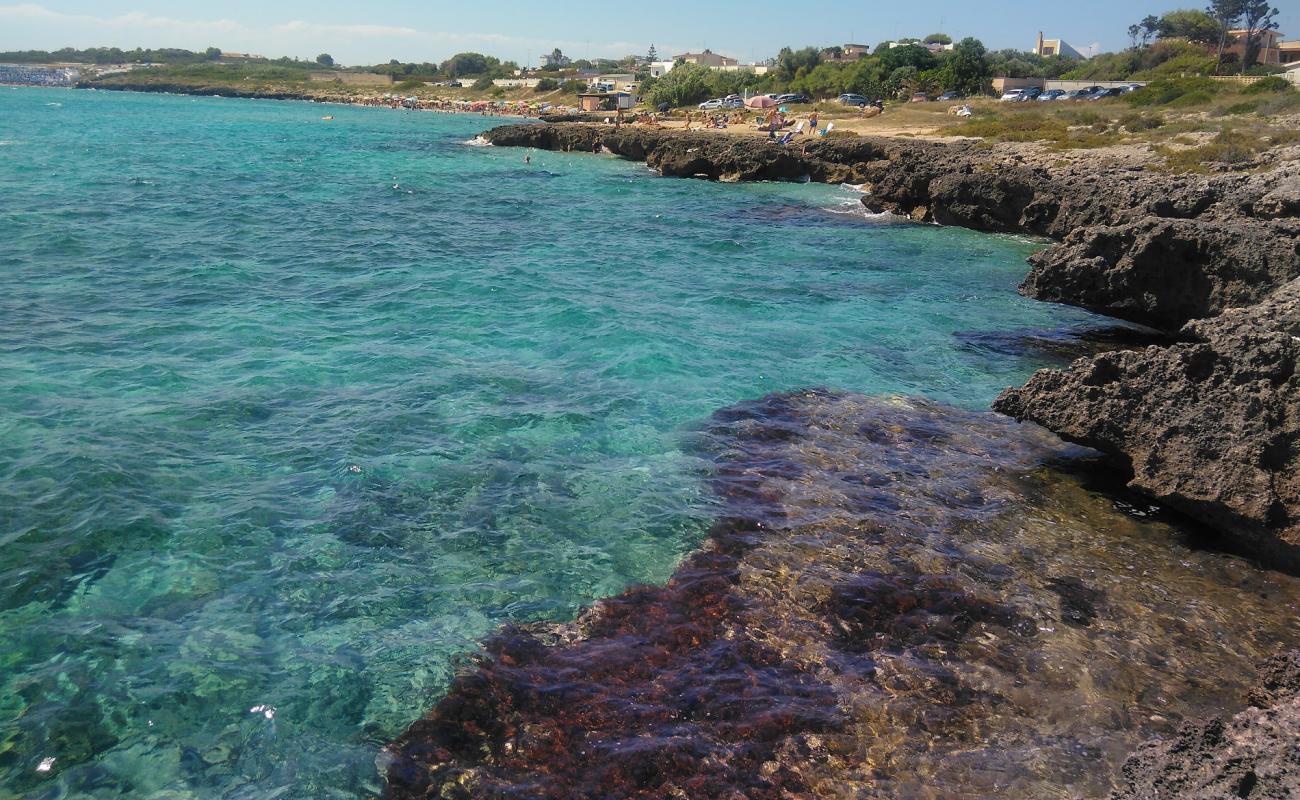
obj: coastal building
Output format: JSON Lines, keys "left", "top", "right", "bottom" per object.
{"left": 1280, "top": 40, "right": 1300, "bottom": 65}
{"left": 821, "top": 44, "right": 872, "bottom": 62}
{"left": 648, "top": 60, "right": 675, "bottom": 78}
{"left": 886, "top": 40, "right": 954, "bottom": 53}
{"left": 1033, "top": 32, "right": 1086, "bottom": 60}
{"left": 540, "top": 52, "right": 572, "bottom": 68}
{"left": 672, "top": 49, "right": 738, "bottom": 68}
{"left": 1225, "top": 29, "right": 1287, "bottom": 66}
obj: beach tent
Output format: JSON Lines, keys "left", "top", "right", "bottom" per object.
{"left": 745, "top": 95, "right": 777, "bottom": 109}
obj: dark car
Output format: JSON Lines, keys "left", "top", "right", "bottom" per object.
{"left": 1019, "top": 86, "right": 1044, "bottom": 101}
{"left": 776, "top": 93, "right": 812, "bottom": 104}
{"left": 937, "top": 90, "right": 965, "bottom": 101}
{"left": 1089, "top": 87, "right": 1123, "bottom": 100}
{"left": 1037, "top": 89, "right": 1067, "bottom": 101}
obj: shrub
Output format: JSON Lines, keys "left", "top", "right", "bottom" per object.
{"left": 1243, "top": 76, "right": 1292, "bottom": 95}
{"left": 534, "top": 77, "right": 559, "bottom": 92}
{"left": 1160, "top": 129, "right": 1266, "bottom": 173}
{"left": 1119, "top": 112, "right": 1164, "bottom": 131}
{"left": 954, "top": 112, "right": 1069, "bottom": 142}
{"left": 1125, "top": 77, "right": 1222, "bottom": 107}
{"left": 825, "top": 129, "right": 860, "bottom": 138}
{"left": 471, "top": 76, "right": 495, "bottom": 91}
{"left": 393, "top": 79, "right": 425, "bottom": 92}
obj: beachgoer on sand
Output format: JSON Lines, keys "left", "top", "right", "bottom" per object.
{"left": 808, "top": 112, "right": 818, "bottom": 135}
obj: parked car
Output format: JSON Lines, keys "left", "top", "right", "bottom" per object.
{"left": 838, "top": 93, "right": 868, "bottom": 106}
{"left": 698, "top": 98, "right": 723, "bottom": 109}
{"left": 1089, "top": 87, "right": 1123, "bottom": 100}
{"left": 909, "top": 92, "right": 930, "bottom": 103}
{"left": 721, "top": 96, "right": 743, "bottom": 108}
{"left": 1122, "top": 83, "right": 1145, "bottom": 93}
{"left": 1037, "top": 89, "right": 1067, "bottom": 101}
{"left": 1061, "top": 88, "right": 1095, "bottom": 100}
{"left": 937, "top": 91, "right": 965, "bottom": 101}
{"left": 999, "top": 89, "right": 1025, "bottom": 102}
{"left": 775, "top": 93, "right": 811, "bottom": 104}
{"left": 1020, "top": 87, "right": 1044, "bottom": 101}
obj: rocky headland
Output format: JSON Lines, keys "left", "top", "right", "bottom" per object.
{"left": 485, "top": 122, "right": 1300, "bottom": 570}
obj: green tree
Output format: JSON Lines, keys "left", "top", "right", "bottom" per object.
{"left": 204, "top": 47, "right": 221, "bottom": 60}
{"left": 646, "top": 44, "right": 658, "bottom": 63}
{"left": 441, "top": 52, "right": 496, "bottom": 77}
{"left": 315, "top": 53, "right": 334, "bottom": 67}
{"left": 645, "top": 62, "right": 712, "bottom": 107}
{"left": 944, "top": 37, "right": 989, "bottom": 94}
{"left": 1239, "top": 0, "right": 1280, "bottom": 70}
{"left": 923, "top": 33, "right": 952, "bottom": 45}
{"left": 534, "top": 77, "right": 559, "bottom": 91}
{"left": 773, "top": 46, "right": 822, "bottom": 82}
{"left": 879, "top": 42, "right": 938, "bottom": 72}
{"left": 1158, "top": 9, "right": 1224, "bottom": 45}
{"left": 1206, "top": 0, "right": 1247, "bottom": 70}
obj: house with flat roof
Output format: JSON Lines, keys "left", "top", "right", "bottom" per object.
{"left": 1226, "top": 29, "right": 1287, "bottom": 65}
{"left": 1033, "top": 32, "right": 1085, "bottom": 60}
{"left": 672, "top": 49, "right": 738, "bottom": 68}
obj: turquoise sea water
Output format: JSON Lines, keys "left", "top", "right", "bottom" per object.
{"left": 0, "top": 87, "right": 1102, "bottom": 798}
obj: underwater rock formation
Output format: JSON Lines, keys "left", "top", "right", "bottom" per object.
{"left": 384, "top": 392, "right": 1300, "bottom": 798}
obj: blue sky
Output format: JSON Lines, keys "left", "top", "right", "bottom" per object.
{"left": 1, "top": 1, "right": 1295, "bottom": 65}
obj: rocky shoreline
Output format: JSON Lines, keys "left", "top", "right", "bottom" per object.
{"left": 484, "top": 122, "right": 1300, "bottom": 570}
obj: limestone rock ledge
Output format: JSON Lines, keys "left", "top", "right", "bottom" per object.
{"left": 995, "top": 279, "right": 1300, "bottom": 570}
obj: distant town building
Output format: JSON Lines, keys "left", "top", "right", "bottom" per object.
{"left": 1280, "top": 40, "right": 1300, "bottom": 65}
{"left": 540, "top": 51, "right": 572, "bottom": 68}
{"left": 822, "top": 44, "right": 872, "bottom": 62}
{"left": 1034, "top": 32, "right": 1086, "bottom": 60}
{"left": 1225, "top": 29, "right": 1287, "bottom": 66}
{"left": 672, "top": 49, "right": 738, "bottom": 68}
{"left": 219, "top": 51, "right": 265, "bottom": 60}
{"left": 649, "top": 60, "right": 676, "bottom": 78}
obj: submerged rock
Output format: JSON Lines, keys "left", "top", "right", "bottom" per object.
{"left": 384, "top": 392, "right": 1300, "bottom": 799}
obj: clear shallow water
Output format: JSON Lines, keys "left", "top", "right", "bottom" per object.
{"left": 0, "top": 87, "right": 1109, "bottom": 798}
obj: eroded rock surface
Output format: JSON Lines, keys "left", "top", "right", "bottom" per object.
{"left": 1110, "top": 651, "right": 1300, "bottom": 800}
{"left": 995, "top": 279, "right": 1300, "bottom": 569}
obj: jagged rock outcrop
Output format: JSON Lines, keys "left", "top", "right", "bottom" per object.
{"left": 995, "top": 279, "right": 1300, "bottom": 570}
{"left": 1110, "top": 651, "right": 1300, "bottom": 800}
{"left": 1021, "top": 217, "right": 1300, "bottom": 330}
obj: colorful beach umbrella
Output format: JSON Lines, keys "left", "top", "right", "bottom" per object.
{"left": 745, "top": 95, "right": 776, "bottom": 109}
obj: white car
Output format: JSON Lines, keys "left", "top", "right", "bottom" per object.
{"left": 698, "top": 98, "right": 723, "bottom": 110}
{"left": 999, "top": 89, "right": 1025, "bottom": 102}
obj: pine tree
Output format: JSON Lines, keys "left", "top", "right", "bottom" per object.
{"left": 646, "top": 44, "right": 658, "bottom": 64}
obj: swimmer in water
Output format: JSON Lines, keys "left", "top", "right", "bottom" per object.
{"left": 524, "top": 154, "right": 531, "bottom": 164}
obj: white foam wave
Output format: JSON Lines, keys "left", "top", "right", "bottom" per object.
{"left": 463, "top": 136, "right": 492, "bottom": 147}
